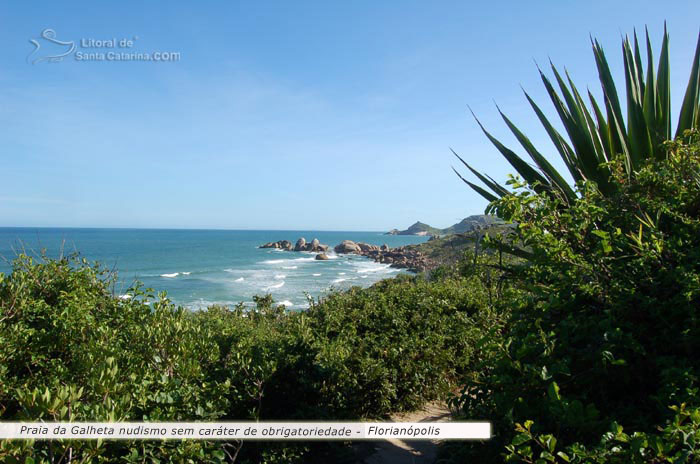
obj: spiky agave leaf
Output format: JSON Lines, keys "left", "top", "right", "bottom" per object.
{"left": 495, "top": 105, "right": 577, "bottom": 202}
{"left": 458, "top": 26, "right": 700, "bottom": 206}
{"left": 622, "top": 33, "right": 654, "bottom": 166}
{"left": 654, "top": 25, "right": 672, "bottom": 146}
{"left": 676, "top": 31, "right": 700, "bottom": 137}
{"left": 468, "top": 109, "right": 552, "bottom": 193}
{"left": 451, "top": 148, "right": 509, "bottom": 199}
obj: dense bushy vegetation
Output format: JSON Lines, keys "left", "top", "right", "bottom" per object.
{"left": 0, "top": 248, "right": 502, "bottom": 462}
{"left": 3, "top": 139, "right": 699, "bottom": 463}
{"left": 445, "top": 135, "right": 700, "bottom": 463}
{"left": 4, "top": 140, "right": 700, "bottom": 464}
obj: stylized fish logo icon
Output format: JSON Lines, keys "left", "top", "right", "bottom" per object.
{"left": 27, "top": 29, "right": 76, "bottom": 64}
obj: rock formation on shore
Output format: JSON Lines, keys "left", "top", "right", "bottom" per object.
{"left": 364, "top": 246, "right": 434, "bottom": 272}
{"left": 331, "top": 240, "right": 435, "bottom": 273}
{"left": 260, "top": 238, "right": 435, "bottom": 273}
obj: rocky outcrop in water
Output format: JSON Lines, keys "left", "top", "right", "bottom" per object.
{"left": 294, "top": 238, "right": 307, "bottom": 251}
{"left": 260, "top": 237, "right": 328, "bottom": 252}
{"left": 334, "top": 240, "right": 362, "bottom": 254}
{"left": 260, "top": 238, "right": 435, "bottom": 273}
{"left": 260, "top": 240, "right": 293, "bottom": 250}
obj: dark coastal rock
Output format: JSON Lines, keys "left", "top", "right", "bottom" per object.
{"left": 328, "top": 240, "right": 437, "bottom": 272}
{"left": 385, "top": 229, "right": 400, "bottom": 235}
{"left": 308, "top": 238, "right": 329, "bottom": 252}
{"left": 334, "top": 240, "right": 362, "bottom": 254}
{"left": 260, "top": 240, "right": 293, "bottom": 250}
{"left": 367, "top": 245, "right": 436, "bottom": 273}
{"left": 357, "top": 242, "right": 380, "bottom": 253}
{"left": 261, "top": 237, "right": 437, "bottom": 273}
{"left": 261, "top": 238, "right": 329, "bottom": 253}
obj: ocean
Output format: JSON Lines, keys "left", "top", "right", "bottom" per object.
{"left": 0, "top": 228, "right": 428, "bottom": 310}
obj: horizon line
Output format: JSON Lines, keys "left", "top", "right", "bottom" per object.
{"left": 0, "top": 225, "right": 393, "bottom": 233}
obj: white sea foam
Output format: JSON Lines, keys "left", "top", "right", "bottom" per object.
{"left": 274, "top": 274, "right": 286, "bottom": 279}
{"left": 235, "top": 277, "right": 244, "bottom": 282}
{"left": 278, "top": 300, "right": 294, "bottom": 307}
{"left": 292, "top": 257, "right": 316, "bottom": 262}
{"left": 356, "top": 266, "right": 388, "bottom": 274}
{"left": 282, "top": 266, "right": 298, "bottom": 270}
{"left": 312, "top": 273, "right": 322, "bottom": 276}
{"left": 266, "top": 281, "right": 285, "bottom": 290}
{"left": 118, "top": 294, "right": 132, "bottom": 300}
{"left": 338, "top": 272, "right": 346, "bottom": 275}
{"left": 354, "top": 261, "right": 395, "bottom": 274}
{"left": 161, "top": 272, "right": 179, "bottom": 278}
{"left": 332, "top": 278, "right": 347, "bottom": 284}
{"left": 181, "top": 271, "right": 191, "bottom": 275}
{"left": 262, "top": 259, "right": 285, "bottom": 264}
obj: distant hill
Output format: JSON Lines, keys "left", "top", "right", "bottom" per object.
{"left": 385, "top": 215, "right": 502, "bottom": 236}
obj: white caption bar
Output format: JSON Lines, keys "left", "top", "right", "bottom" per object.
{"left": 0, "top": 422, "right": 490, "bottom": 441}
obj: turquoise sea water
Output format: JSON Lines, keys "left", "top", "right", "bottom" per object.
{"left": 0, "top": 228, "right": 428, "bottom": 310}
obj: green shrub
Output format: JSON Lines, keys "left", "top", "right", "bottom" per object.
{"left": 447, "top": 135, "right": 700, "bottom": 462}
{"left": 0, "top": 247, "right": 500, "bottom": 462}
{"left": 0, "top": 256, "right": 232, "bottom": 462}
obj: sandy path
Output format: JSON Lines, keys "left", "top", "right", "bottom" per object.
{"left": 353, "top": 401, "right": 452, "bottom": 464}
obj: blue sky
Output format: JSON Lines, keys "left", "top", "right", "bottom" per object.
{"left": 1, "top": 2, "right": 699, "bottom": 231}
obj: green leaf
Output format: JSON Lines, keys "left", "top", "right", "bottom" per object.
{"left": 512, "top": 433, "right": 531, "bottom": 446}
{"left": 452, "top": 149, "right": 509, "bottom": 197}
{"left": 523, "top": 90, "right": 582, "bottom": 183}
{"left": 656, "top": 24, "right": 672, "bottom": 143}
{"left": 548, "top": 382, "right": 561, "bottom": 401}
{"left": 452, "top": 167, "right": 498, "bottom": 203}
{"left": 470, "top": 107, "right": 551, "bottom": 190}
{"left": 496, "top": 106, "right": 577, "bottom": 201}
{"left": 676, "top": 30, "right": 700, "bottom": 137}
{"left": 622, "top": 34, "right": 653, "bottom": 168}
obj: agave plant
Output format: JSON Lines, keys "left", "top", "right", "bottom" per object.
{"left": 454, "top": 25, "right": 700, "bottom": 203}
